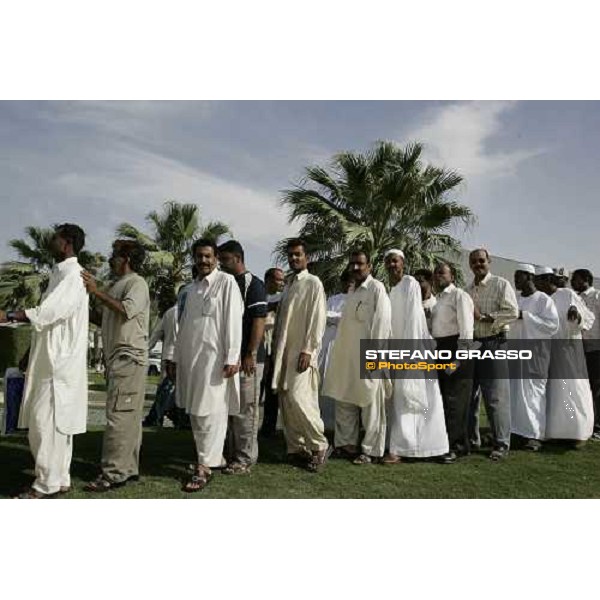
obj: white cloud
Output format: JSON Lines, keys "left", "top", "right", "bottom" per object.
{"left": 406, "top": 101, "right": 543, "bottom": 180}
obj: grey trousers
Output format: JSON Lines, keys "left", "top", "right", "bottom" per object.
{"left": 226, "top": 363, "right": 264, "bottom": 465}
{"left": 468, "top": 337, "right": 511, "bottom": 449}
{"left": 102, "top": 355, "right": 147, "bottom": 483}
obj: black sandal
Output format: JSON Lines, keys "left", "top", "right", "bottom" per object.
{"left": 182, "top": 466, "right": 212, "bottom": 493}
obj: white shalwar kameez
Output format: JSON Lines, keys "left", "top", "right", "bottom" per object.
{"left": 509, "top": 291, "right": 559, "bottom": 440}
{"left": 174, "top": 269, "right": 243, "bottom": 467}
{"left": 18, "top": 257, "right": 89, "bottom": 495}
{"left": 322, "top": 275, "right": 391, "bottom": 457}
{"left": 388, "top": 276, "right": 449, "bottom": 457}
{"left": 318, "top": 292, "right": 347, "bottom": 430}
{"left": 546, "top": 288, "right": 595, "bottom": 440}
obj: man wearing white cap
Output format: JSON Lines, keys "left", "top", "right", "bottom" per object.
{"left": 536, "top": 267, "right": 595, "bottom": 441}
{"left": 467, "top": 248, "right": 518, "bottom": 460}
{"left": 509, "top": 265, "right": 559, "bottom": 450}
{"left": 383, "top": 249, "right": 449, "bottom": 463}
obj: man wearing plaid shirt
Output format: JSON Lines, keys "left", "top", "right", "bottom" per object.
{"left": 467, "top": 248, "right": 519, "bottom": 460}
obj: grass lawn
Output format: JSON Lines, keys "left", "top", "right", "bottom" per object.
{"left": 1, "top": 427, "right": 600, "bottom": 498}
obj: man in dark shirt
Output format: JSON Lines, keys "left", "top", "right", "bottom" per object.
{"left": 218, "top": 240, "right": 267, "bottom": 473}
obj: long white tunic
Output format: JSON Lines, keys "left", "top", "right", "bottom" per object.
{"left": 318, "top": 293, "right": 347, "bottom": 379}
{"left": 322, "top": 275, "right": 391, "bottom": 407}
{"left": 509, "top": 291, "right": 559, "bottom": 440}
{"left": 174, "top": 269, "right": 243, "bottom": 417}
{"left": 149, "top": 304, "right": 178, "bottom": 362}
{"left": 19, "top": 257, "right": 89, "bottom": 435}
{"left": 388, "top": 276, "right": 449, "bottom": 457}
{"left": 546, "top": 288, "right": 595, "bottom": 440}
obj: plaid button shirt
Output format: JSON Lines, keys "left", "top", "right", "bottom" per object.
{"left": 467, "top": 272, "right": 519, "bottom": 338}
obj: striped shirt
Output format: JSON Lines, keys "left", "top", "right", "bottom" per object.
{"left": 466, "top": 272, "right": 518, "bottom": 338}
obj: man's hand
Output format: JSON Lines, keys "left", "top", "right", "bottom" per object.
{"left": 223, "top": 364, "right": 239, "bottom": 378}
{"left": 297, "top": 352, "right": 311, "bottom": 373}
{"left": 81, "top": 270, "right": 98, "bottom": 294}
{"left": 0, "top": 310, "right": 7, "bottom": 323}
{"left": 567, "top": 306, "right": 581, "bottom": 323}
{"left": 242, "top": 353, "right": 256, "bottom": 376}
{"left": 473, "top": 306, "right": 482, "bottom": 321}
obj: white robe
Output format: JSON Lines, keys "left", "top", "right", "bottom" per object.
{"left": 546, "top": 288, "right": 595, "bottom": 440}
{"left": 318, "top": 293, "right": 347, "bottom": 379}
{"left": 323, "top": 275, "right": 391, "bottom": 406}
{"left": 19, "top": 257, "right": 89, "bottom": 435}
{"left": 174, "top": 269, "right": 243, "bottom": 417}
{"left": 509, "top": 291, "right": 559, "bottom": 440}
{"left": 149, "top": 304, "right": 178, "bottom": 362}
{"left": 388, "top": 276, "right": 449, "bottom": 457}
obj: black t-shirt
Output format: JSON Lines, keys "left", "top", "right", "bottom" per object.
{"left": 234, "top": 272, "right": 267, "bottom": 361}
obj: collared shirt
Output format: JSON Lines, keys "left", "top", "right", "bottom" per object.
{"left": 580, "top": 286, "right": 600, "bottom": 351}
{"left": 467, "top": 272, "right": 518, "bottom": 338}
{"left": 431, "top": 283, "right": 474, "bottom": 339}
{"left": 102, "top": 272, "right": 150, "bottom": 366}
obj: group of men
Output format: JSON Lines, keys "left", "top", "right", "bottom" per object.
{"left": 2, "top": 223, "right": 599, "bottom": 497}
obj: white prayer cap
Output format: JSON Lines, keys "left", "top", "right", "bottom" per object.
{"left": 515, "top": 263, "right": 535, "bottom": 275}
{"left": 535, "top": 266, "right": 554, "bottom": 276}
{"left": 553, "top": 266, "right": 570, "bottom": 278}
{"left": 384, "top": 248, "right": 405, "bottom": 259}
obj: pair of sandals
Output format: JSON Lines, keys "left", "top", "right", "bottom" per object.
{"left": 13, "top": 486, "right": 71, "bottom": 500}
{"left": 84, "top": 474, "right": 139, "bottom": 493}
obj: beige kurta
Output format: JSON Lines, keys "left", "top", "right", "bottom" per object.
{"left": 271, "top": 269, "right": 328, "bottom": 453}
{"left": 322, "top": 275, "right": 391, "bottom": 407}
{"left": 272, "top": 269, "right": 327, "bottom": 392}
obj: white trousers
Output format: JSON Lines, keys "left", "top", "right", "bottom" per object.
{"left": 27, "top": 379, "right": 73, "bottom": 495}
{"left": 190, "top": 401, "right": 229, "bottom": 468}
{"left": 335, "top": 391, "right": 387, "bottom": 457}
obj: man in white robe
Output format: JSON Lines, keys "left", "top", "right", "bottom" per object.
{"left": 384, "top": 249, "right": 449, "bottom": 462}
{"left": 0, "top": 224, "right": 88, "bottom": 499}
{"left": 536, "top": 266, "right": 595, "bottom": 441}
{"left": 272, "top": 238, "right": 330, "bottom": 472}
{"left": 174, "top": 238, "right": 243, "bottom": 491}
{"left": 319, "top": 270, "right": 353, "bottom": 431}
{"left": 509, "top": 264, "right": 559, "bottom": 450}
{"left": 322, "top": 250, "right": 391, "bottom": 464}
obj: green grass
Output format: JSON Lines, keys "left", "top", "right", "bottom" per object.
{"left": 1, "top": 428, "right": 600, "bottom": 498}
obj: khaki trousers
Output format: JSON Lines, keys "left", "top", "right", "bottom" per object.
{"left": 334, "top": 391, "right": 387, "bottom": 458}
{"left": 226, "top": 363, "right": 264, "bottom": 465}
{"left": 279, "top": 367, "right": 328, "bottom": 454}
{"left": 28, "top": 379, "right": 73, "bottom": 495}
{"left": 101, "top": 356, "right": 147, "bottom": 483}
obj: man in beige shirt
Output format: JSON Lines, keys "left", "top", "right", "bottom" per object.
{"left": 271, "top": 238, "right": 330, "bottom": 472}
{"left": 81, "top": 239, "right": 150, "bottom": 491}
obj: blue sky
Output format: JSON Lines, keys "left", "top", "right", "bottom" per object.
{"left": 1, "top": 100, "right": 599, "bottom": 279}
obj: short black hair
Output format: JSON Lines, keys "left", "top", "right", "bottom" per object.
{"left": 286, "top": 238, "right": 308, "bottom": 254}
{"left": 218, "top": 239, "right": 245, "bottom": 262}
{"left": 350, "top": 249, "right": 371, "bottom": 264}
{"left": 55, "top": 223, "right": 85, "bottom": 254}
{"left": 264, "top": 267, "right": 284, "bottom": 282}
{"left": 112, "top": 239, "right": 146, "bottom": 273}
{"left": 573, "top": 268, "right": 594, "bottom": 285}
{"left": 191, "top": 238, "right": 218, "bottom": 257}
{"left": 414, "top": 268, "right": 434, "bottom": 283}
{"left": 469, "top": 248, "right": 490, "bottom": 260}
{"left": 434, "top": 261, "right": 457, "bottom": 279}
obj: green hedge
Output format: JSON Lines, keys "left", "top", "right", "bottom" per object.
{"left": 0, "top": 325, "right": 31, "bottom": 373}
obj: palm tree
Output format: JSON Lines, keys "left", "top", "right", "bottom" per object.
{"left": 0, "top": 226, "right": 106, "bottom": 308}
{"left": 116, "top": 200, "right": 231, "bottom": 305}
{"left": 275, "top": 141, "right": 475, "bottom": 292}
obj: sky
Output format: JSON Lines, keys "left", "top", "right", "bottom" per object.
{"left": 1, "top": 100, "right": 599, "bottom": 279}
